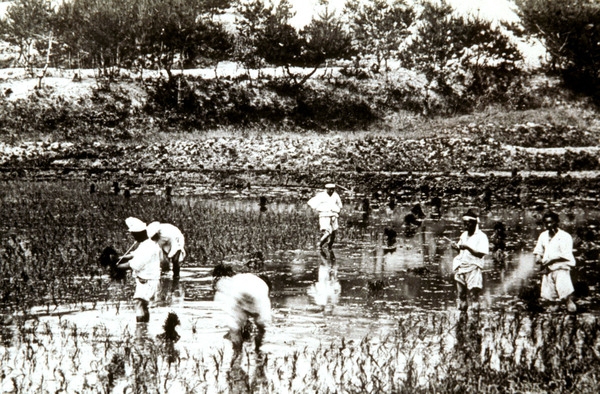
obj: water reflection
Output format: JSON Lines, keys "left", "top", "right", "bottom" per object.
{"left": 169, "top": 201, "right": 600, "bottom": 317}
{"left": 228, "top": 362, "right": 251, "bottom": 394}
{"left": 308, "top": 251, "right": 341, "bottom": 314}
{"left": 228, "top": 353, "right": 268, "bottom": 394}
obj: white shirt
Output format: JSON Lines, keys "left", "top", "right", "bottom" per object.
{"left": 308, "top": 191, "right": 343, "bottom": 217}
{"left": 214, "top": 273, "right": 271, "bottom": 325}
{"left": 128, "top": 239, "right": 162, "bottom": 280}
{"left": 154, "top": 223, "right": 186, "bottom": 261}
{"left": 533, "top": 228, "right": 575, "bottom": 271}
{"left": 453, "top": 228, "right": 489, "bottom": 271}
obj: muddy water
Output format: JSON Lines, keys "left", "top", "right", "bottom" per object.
{"left": 163, "top": 198, "right": 600, "bottom": 351}
{"left": 185, "top": 200, "right": 596, "bottom": 295}
{"left": 10, "top": 198, "right": 600, "bottom": 361}
{"left": 3, "top": 196, "right": 600, "bottom": 393}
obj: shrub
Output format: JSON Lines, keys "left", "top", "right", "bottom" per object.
{"left": 144, "top": 76, "right": 292, "bottom": 129}
{"left": 143, "top": 75, "right": 378, "bottom": 130}
{"left": 398, "top": 0, "right": 524, "bottom": 115}
{"left": 517, "top": 0, "right": 600, "bottom": 103}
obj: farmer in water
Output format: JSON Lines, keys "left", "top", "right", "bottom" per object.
{"left": 533, "top": 211, "right": 577, "bottom": 313}
{"left": 146, "top": 221, "right": 186, "bottom": 279}
{"left": 146, "top": 221, "right": 186, "bottom": 303}
{"left": 117, "top": 217, "right": 162, "bottom": 324}
{"left": 307, "top": 183, "right": 343, "bottom": 257}
{"left": 212, "top": 264, "right": 271, "bottom": 362}
{"left": 451, "top": 209, "right": 489, "bottom": 311}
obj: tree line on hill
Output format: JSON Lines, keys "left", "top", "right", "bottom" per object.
{"left": 0, "top": 0, "right": 598, "bottom": 129}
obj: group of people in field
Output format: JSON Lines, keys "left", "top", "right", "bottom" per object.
{"left": 113, "top": 183, "right": 579, "bottom": 361}
{"left": 116, "top": 218, "right": 186, "bottom": 324}
{"left": 115, "top": 216, "right": 272, "bottom": 360}
{"left": 450, "top": 209, "right": 577, "bottom": 313}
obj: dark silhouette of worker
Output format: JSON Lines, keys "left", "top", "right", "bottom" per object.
{"left": 431, "top": 196, "right": 442, "bottom": 219}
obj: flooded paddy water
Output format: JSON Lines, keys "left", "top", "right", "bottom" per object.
{"left": 2, "top": 182, "right": 600, "bottom": 392}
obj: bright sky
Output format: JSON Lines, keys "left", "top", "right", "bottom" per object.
{"left": 445, "top": 0, "right": 519, "bottom": 23}
{"left": 288, "top": 0, "right": 519, "bottom": 28}
{"left": 0, "top": 0, "right": 518, "bottom": 26}
{"left": 286, "top": 0, "right": 543, "bottom": 66}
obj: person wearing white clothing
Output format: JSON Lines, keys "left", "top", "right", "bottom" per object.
{"left": 146, "top": 222, "right": 186, "bottom": 278}
{"left": 117, "top": 217, "right": 162, "bottom": 323}
{"left": 533, "top": 211, "right": 577, "bottom": 312}
{"left": 308, "top": 183, "right": 343, "bottom": 254}
{"left": 451, "top": 209, "right": 489, "bottom": 311}
{"left": 212, "top": 264, "right": 271, "bottom": 361}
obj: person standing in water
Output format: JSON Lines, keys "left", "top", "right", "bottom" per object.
{"left": 117, "top": 217, "right": 162, "bottom": 324}
{"left": 533, "top": 211, "right": 577, "bottom": 313}
{"left": 451, "top": 209, "right": 489, "bottom": 311}
{"left": 307, "top": 183, "right": 343, "bottom": 257}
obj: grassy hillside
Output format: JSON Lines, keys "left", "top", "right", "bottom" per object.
{"left": 0, "top": 67, "right": 599, "bottom": 197}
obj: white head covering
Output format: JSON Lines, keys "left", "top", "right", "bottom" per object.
{"left": 125, "top": 217, "right": 146, "bottom": 232}
{"left": 146, "top": 221, "right": 161, "bottom": 238}
{"left": 325, "top": 183, "right": 336, "bottom": 189}
{"left": 462, "top": 210, "right": 480, "bottom": 223}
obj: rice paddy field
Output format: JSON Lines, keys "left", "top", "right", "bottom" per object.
{"left": 2, "top": 179, "right": 600, "bottom": 393}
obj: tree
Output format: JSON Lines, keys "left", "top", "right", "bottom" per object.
{"left": 344, "top": 0, "right": 414, "bottom": 74}
{"left": 0, "top": 0, "right": 55, "bottom": 83}
{"left": 142, "top": 0, "right": 206, "bottom": 80}
{"left": 233, "top": 0, "right": 353, "bottom": 86}
{"left": 195, "top": 19, "right": 235, "bottom": 78}
{"left": 201, "top": 0, "right": 235, "bottom": 19}
{"left": 398, "top": 0, "right": 523, "bottom": 114}
{"left": 254, "top": 0, "right": 303, "bottom": 75}
{"left": 69, "top": 0, "right": 138, "bottom": 83}
{"left": 234, "top": 0, "right": 274, "bottom": 76}
{"left": 298, "top": 5, "right": 355, "bottom": 85}
{"left": 54, "top": 0, "right": 85, "bottom": 70}
{"left": 516, "top": 0, "right": 600, "bottom": 100}
{"left": 132, "top": 0, "right": 233, "bottom": 107}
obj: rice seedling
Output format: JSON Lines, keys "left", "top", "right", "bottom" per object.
{"left": 2, "top": 310, "right": 598, "bottom": 393}
{"left": 2, "top": 179, "right": 600, "bottom": 392}
{"left": 0, "top": 180, "right": 320, "bottom": 314}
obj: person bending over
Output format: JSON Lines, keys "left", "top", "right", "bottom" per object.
{"left": 146, "top": 221, "right": 186, "bottom": 279}
{"left": 212, "top": 264, "right": 271, "bottom": 361}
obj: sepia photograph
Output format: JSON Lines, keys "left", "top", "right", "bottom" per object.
{"left": 1, "top": 0, "right": 599, "bottom": 392}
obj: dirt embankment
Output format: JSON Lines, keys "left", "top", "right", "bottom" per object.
{"left": 1, "top": 70, "right": 599, "bottom": 200}
{"left": 0, "top": 133, "right": 599, "bottom": 207}
{"left": 1, "top": 120, "right": 599, "bottom": 173}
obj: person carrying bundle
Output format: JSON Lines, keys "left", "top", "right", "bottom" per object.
{"left": 450, "top": 209, "right": 489, "bottom": 311}
{"left": 117, "top": 217, "right": 162, "bottom": 324}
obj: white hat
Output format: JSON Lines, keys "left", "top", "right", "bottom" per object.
{"left": 325, "top": 183, "right": 336, "bottom": 189}
{"left": 146, "top": 221, "right": 161, "bottom": 238}
{"left": 125, "top": 217, "right": 146, "bottom": 232}
{"left": 462, "top": 209, "right": 479, "bottom": 222}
